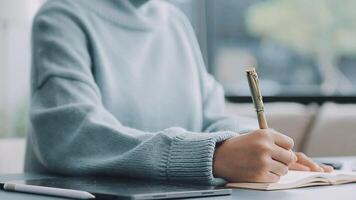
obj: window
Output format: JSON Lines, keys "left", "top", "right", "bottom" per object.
{"left": 206, "top": 0, "right": 356, "bottom": 96}
{"left": 0, "top": 0, "right": 42, "bottom": 138}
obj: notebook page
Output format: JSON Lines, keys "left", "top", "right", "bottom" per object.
{"left": 323, "top": 171, "right": 356, "bottom": 184}
{"left": 278, "top": 171, "right": 325, "bottom": 184}
{"left": 227, "top": 170, "right": 356, "bottom": 190}
{"left": 226, "top": 171, "right": 330, "bottom": 190}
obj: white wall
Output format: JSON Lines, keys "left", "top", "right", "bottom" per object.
{"left": 0, "top": 138, "right": 25, "bottom": 173}
{"left": 0, "top": 0, "right": 42, "bottom": 137}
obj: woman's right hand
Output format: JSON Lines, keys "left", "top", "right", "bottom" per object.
{"left": 213, "top": 129, "right": 296, "bottom": 183}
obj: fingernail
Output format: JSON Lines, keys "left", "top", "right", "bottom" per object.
{"left": 293, "top": 154, "right": 298, "bottom": 162}
{"left": 290, "top": 151, "right": 297, "bottom": 162}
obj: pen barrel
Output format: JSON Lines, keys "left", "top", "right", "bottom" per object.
{"left": 257, "top": 111, "right": 268, "bottom": 129}
{"left": 246, "top": 68, "right": 269, "bottom": 129}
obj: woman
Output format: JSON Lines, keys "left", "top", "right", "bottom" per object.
{"left": 25, "top": 0, "right": 332, "bottom": 184}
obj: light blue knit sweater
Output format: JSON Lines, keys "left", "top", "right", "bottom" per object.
{"left": 25, "top": 0, "right": 257, "bottom": 184}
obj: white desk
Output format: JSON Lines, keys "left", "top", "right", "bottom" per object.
{"left": 1, "top": 157, "right": 356, "bottom": 200}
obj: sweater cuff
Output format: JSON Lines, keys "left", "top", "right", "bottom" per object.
{"left": 162, "top": 131, "right": 237, "bottom": 184}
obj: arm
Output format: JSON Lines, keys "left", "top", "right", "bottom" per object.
{"left": 176, "top": 8, "right": 257, "bottom": 134}
{"left": 200, "top": 72, "right": 258, "bottom": 133}
{"left": 29, "top": 5, "right": 236, "bottom": 184}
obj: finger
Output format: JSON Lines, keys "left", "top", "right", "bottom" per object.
{"left": 269, "top": 159, "right": 289, "bottom": 176}
{"left": 320, "top": 164, "right": 334, "bottom": 173}
{"left": 289, "top": 162, "right": 311, "bottom": 171}
{"left": 255, "top": 172, "right": 280, "bottom": 183}
{"left": 271, "top": 131, "right": 294, "bottom": 150}
{"left": 296, "top": 153, "right": 323, "bottom": 172}
{"left": 271, "top": 145, "right": 297, "bottom": 166}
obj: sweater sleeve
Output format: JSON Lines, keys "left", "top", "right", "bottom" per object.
{"left": 200, "top": 72, "right": 259, "bottom": 134}
{"left": 29, "top": 3, "right": 235, "bottom": 184}
{"left": 177, "top": 13, "right": 258, "bottom": 134}
{"left": 171, "top": 3, "right": 258, "bottom": 134}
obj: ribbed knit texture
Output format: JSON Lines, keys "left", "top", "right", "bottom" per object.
{"left": 25, "top": 0, "right": 257, "bottom": 184}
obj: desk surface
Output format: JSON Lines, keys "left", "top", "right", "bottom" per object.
{"left": 1, "top": 157, "right": 356, "bottom": 200}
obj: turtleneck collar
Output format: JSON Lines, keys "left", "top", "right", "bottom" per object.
{"left": 80, "top": 0, "right": 167, "bottom": 31}
{"left": 129, "top": 0, "right": 150, "bottom": 7}
{"left": 106, "top": 0, "right": 150, "bottom": 9}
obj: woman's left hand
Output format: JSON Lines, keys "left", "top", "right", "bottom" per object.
{"left": 289, "top": 152, "right": 333, "bottom": 172}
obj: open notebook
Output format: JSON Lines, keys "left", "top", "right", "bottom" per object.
{"left": 226, "top": 170, "right": 356, "bottom": 190}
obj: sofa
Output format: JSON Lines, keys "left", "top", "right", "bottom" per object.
{"left": 226, "top": 102, "right": 356, "bottom": 156}
{"left": 1, "top": 102, "right": 356, "bottom": 174}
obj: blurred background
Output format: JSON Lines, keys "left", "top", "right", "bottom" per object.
{"left": 2, "top": 0, "right": 356, "bottom": 138}
{"left": 0, "top": 0, "right": 42, "bottom": 138}
{"left": 208, "top": 0, "right": 356, "bottom": 96}
{"left": 1, "top": 0, "right": 356, "bottom": 173}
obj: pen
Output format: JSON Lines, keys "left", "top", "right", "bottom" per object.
{"left": 246, "top": 68, "right": 268, "bottom": 129}
{"left": 246, "top": 68, "right": 297, "bottom": 160}
{"left": 1, "top": 182, "right": 95, "bottom": 199}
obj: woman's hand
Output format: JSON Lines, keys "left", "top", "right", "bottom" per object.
{"left": 289, "top": 152, "right": 333, "bottom": 172}
{"left": 213, "top": 129, "right": 333, "bottom": 183}
{"left": 213, "top": 129, "right": 297, "bottom": 183}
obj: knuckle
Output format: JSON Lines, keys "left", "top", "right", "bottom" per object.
{"left": 256, "top": 142, "right": 273, "bottom": 155}
{"left": 281, "top": 134, "right": 294, "bottom": 148}
{"left": 255, "top": 130, "right": 270, "bottom": 139}
{"left": 296, "top": 152, "right": 306, "bottom": 159}
{"left": 297, "top": 152, "right": 306, "bottom": 157}
{"left": 257, "top": 156, "right": 270, "bottom": 169}
{"left": 269, "top": 129, "right": 280, "bottom": 135}
{"left": 286, "top": 151, "right": 295, "bottom": 164}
